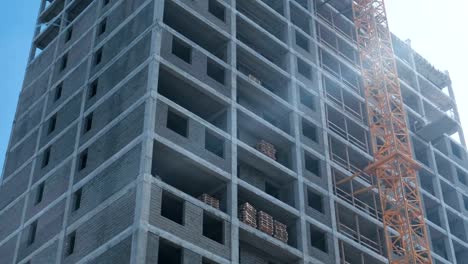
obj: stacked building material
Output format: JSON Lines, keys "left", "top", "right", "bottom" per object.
{"left": 198, "top": 193, "right": 220, "bottom": 209}
{"left": 240, "top": 202, "right": 257, "bottom": 228}
{"left": 248, "top": 74, "right": 261, "bottom": 85}
{"left": 257, "top": 211, "right": 274, "bottom": 236}
{"left": 256, "top": 140, "right": 276, "bottom": 160}
{"left": 274, "top": 220, "right": 288, "bottom": 243}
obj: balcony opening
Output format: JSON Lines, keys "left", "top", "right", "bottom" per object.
{"left": 161, "top": 192, "right": 184, "bottom": 225}
{"left": 164, "top": 1, "right": 228, "bottom": 61}
{"left": 203, "top": 212, "right": 224, "bottom": 244}
{"left": 152, "top": 141, "right": 228, "bottom": 212}
{"left": 158, "top": 66, "right": 228, "bottom": 131}
{"left": 166, "top": 110, "right": 189, "bottom": 137}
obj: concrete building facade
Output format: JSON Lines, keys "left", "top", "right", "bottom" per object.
{"left": 1, "top": 0, "right": 468, "bottom": 263}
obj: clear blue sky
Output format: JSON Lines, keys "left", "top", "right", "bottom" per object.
{"left": 0, "top": 1, "right": 40, "bottom": 173}
{"left": 0, "top": 1, "right": 466, "bottom": 174}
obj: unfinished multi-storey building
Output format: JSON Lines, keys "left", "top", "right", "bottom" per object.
{"left": 1, "top": 0, "right": 468, "bottom": 263}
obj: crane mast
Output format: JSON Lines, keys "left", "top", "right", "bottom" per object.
{"left": 352, "top": 0, "right": 432, "bottom": 263}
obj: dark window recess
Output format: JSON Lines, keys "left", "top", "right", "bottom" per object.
{"left": 42, "top": 147, "right": 51, "bottom": 168}
{"left": 94, "top": 48, "right": 103, "bottom": 65}
{"left": 207, "top": 59, "right": 225, "bottom": 84}
{"left": 172, "top": 37, "right": 192, "bottom": 64}
{"left": 202, "top": 258, "right": 219, "bottom": 264}
{"left": 205, "top": 131, "right": 224, "bottom": 158}
{"left": 297, "top": 59, "right": 312, "bottom": 79}
{"left": 72, "top": 188, "right": 82, "bottom": 211}
{"left": 302, "top": 120, "right": 318, "bottom": 142}
{"left": 161, "top": 192, "right": 184, "bottom": 225}
{"left": 66, "top": 231, "right": 76, "bottom": 256}
{"left": 78, "top": 149, "right": 88, "bottom": 171}
{"left": 48, "top": 114, "right": 57, "bottom": 134}
{"left": 305, "top": 154, "right": 320, "bottom": 176}
{"left": 464, "top": 196, "right": 468, "bottom": 211}
{"left": 296, "top": 31, "right": 309, "bottom": 51}
{"left": 166, "top": 110, "right": 188, "bottom": 137}
{"left": 84, "top": 113, "right": 93, "bottom": 133}
{"left": 103, "top": 0, "right": 110, "bottom": 6}
{"left": 310, "top": 227, "right": 327, "bottom": 252}
{"left": 35, "top": 182, "right": 45, "bottom": 205}
{"left": 307, "top": 190, "right": 323, "bottom": 213}
{"left": 28, "top": 221, "right": 38, "bottom": 246}
{"left": 300, "top": 89, "right": 316, "bottom": 111}
{"left": 54, "top": 83, "right": 63, "bottom": 101}
{"left": 158, "top": 240, "right": 182, "bottom": 264}
{"left": 98, "top": 18, "right": 107, "bottom": 36}
{"left": 65, "top": 27, "right": 73, "bottom": 43}
{"left": 89, "top": 79, "right": 98, "bottom": 99}
{"left": 451, "top": 142, "right": 463, "bottom": 159}
{"left": 59, "top": 54, "right": 68, "bottom": 71}
{"left": 265, "top": 181, "right": 280, "bottom": 199}
{"left": 208, "top": 0, "right": 225, "bottom": 21}
{"left": 203, "top": 212, "right": 224, "bottom": 244}
{"left": 458, "top": 169, "right": 467, "bottom": 185}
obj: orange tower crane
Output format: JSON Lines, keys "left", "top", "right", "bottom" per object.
{"left": 351, "top": 0, "right": 432, "bottom": 263}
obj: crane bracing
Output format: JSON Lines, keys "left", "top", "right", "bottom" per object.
{"left": 351, "top": 0, "right": 433, "bottom": 263}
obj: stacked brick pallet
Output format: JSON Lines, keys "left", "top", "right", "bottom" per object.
{"left": 240, "top": 202, "right": 257, "bottom": 228}
{"left": 256, "top": 140, "right": 276, "bottom": 160}
{"left": 239, "top": 203, "right": 288, "bottom": 243}
{"left": 274, "top": 220, "right": 288, "bottom": 243}
{"left": 257, "top": 211, "right": 274, "bottom": 235}
{"left": 198, "top": 193, "right": 220, "bottom": 209}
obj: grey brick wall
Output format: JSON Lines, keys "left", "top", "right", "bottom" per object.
{"left": 4, "top": 131, "right": 38, "bottom": 177}
{"left": 26, "top": 162, "right": 71, "bottom": 220}
{"left": 62, "top": 188, "right": 136, "bottom": 264}
{"left": 87, "top": 236, "right": 132, "bottom": 264}
{"left": 29, "top": 240, "right": 59, "bottom": 264}
{"left": 74, "top": 104, "right": 144, "bottom": 182}
{"left": 69, "top": 144, "right": 141, "bottom": 224}
{"left": 17, "top": 200, "right": 65, "bottom": 262}
{"left": 0, "top": 163, "right": 30, "bottom": 210}
{"left": 0, "top": 198, "right": 24, "bottom": 242}
{"left": 0, "top": 235, "right": 17, "bottom": 264}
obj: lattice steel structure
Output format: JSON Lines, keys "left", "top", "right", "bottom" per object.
{"left": 352, "top": 0, "right": 432, "bottom": 263}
